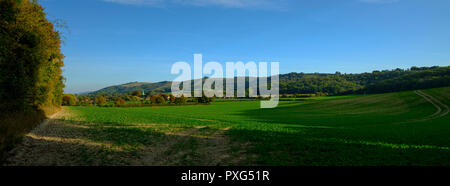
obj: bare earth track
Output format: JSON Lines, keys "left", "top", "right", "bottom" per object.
{"left": 5, "top": 109, "right": 247, "bottom": 166}
{"left": 414, "top": 90, "right": 449, "bottom": 119}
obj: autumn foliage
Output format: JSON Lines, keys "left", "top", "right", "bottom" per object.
{"left": 0, "top": 0, "right": 65, "bottom": 112}
{"left": 114, "top": 97, "right": 125, "bottom": 106}
{"left": 62, "top": 94, "right": 77, "bottom": 106}
{"left": 0, "top": 0, "right": 65, "bottom": 163}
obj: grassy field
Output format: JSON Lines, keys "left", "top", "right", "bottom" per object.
{"left": 7, "top": 87, "right": 450, "bottom": 165}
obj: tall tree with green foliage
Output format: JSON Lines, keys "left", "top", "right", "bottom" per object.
{"left": 0, "top": 0, "right": 65, "bottom": 112}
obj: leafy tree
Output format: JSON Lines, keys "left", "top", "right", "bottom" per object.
{"left": 78, "top": 96, "right": 91, "bottom": 105}
{"left": 114, "top": 97, "right": 125, "bottom": 106}
{"left": 131, "top": 90, "right": 142, "bottom": 96}
{"left": 95, "top": 95, "right": 107, "bottom": 106}
{"left": 123, "top": 95, "right": 131, "bottom": 101}
{"left": 131, "top": 96, "right": 140, "bottom": 102}
{"left": 62, "top": 94, "right": 77, "bottom": 106}
{"left": 150, "top": 95, "right": 158, "bottom": 103}
{"left": 169, "top": 94, "right": 176, "bottom": 104}
{"left": 196, "top": 93, "right": 214, "bottom": 104}
{"left": 150, "top": 95, "right": 165, "bottom": 104}
{"left": 174, "top": 95, "right": 187, "bottom": 105}
{"left": 159, "top": 93, "right": 168, "bottom": 101}
{"left": 0, "top": 0, "right": 65, "bottom": 111}
{"left": 156, "top": 96, "right": 165, "bottom": 104}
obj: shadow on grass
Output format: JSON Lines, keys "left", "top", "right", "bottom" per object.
{"left": 5, "top": 118, "right": 246, "bottom": 166}
{"left": 227, "top": 127, "right": 450, "bottom": 166}
{"left": 227, "top": 102, "right": 450, "bottom": 165}
{"left": 6, "top": 113, "right": 450, "bottom": 166}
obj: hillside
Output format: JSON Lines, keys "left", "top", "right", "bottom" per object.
{"left": 90, "top": 66, "right": 450, "bottom": 95}
{"left": 91, "top": 81, "right": 172, "bottom": 95}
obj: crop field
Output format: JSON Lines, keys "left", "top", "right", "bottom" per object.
{"left": 7, "top": 87, "right": 450, "bottom": 166}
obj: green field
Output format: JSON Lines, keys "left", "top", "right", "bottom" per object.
{"left": 20, "top": 87, "right": 449, "bottom": 166}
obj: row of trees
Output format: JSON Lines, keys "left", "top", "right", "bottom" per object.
{"left": 279, "top": 66, "right": 450, "bottom": 95}
{"left": 90, "top": 66, "right": 449, "bottom": 97}
{"left": 62, "top": 91, "right": 213, "bottom": 106}
{"left": 280, "top": 92, "right": 329, "bottom": 98}
{"left": 63, "top": 66, "right": 449, "bottom": 107}
{"left": 363, "top": 67, "right": 450, "bottom": 93}
{"left": 0, "top": 0, "right": 65, "bottom": 112}
{"left": 280, "top": 75, "right": 363, "bottom": 95}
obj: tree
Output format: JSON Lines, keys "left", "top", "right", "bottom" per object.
{"left": 156, "top": 96, "right": 165, "bottom": 104}
{"left": 316, "top": 92, "right": 323, "bottom": 97}
{"left": 150, "top": 95, "right": 165, "bottom": 104}
{"left": 131, "top": 90, "right": 142, "bottom": 96}
{"left": 159, "top": 93, "right": 168, "bottom": 101}
{"left": 62, "top": 94, "right": 77, "bottom": 106}
{"left": 124, "top": 95, "right": 132, "bottom": 101}
{"left": 114, "top": 97, "right": 125, "bottom": 106}
{"left": 95, "top": 95, "right": 107, "bottom": 106}
{"left": 78, "top": 96, "right": 91, "bottom": 105}
{"left": 169, "top": 94, "right": 176, "bottom": 104}
{"left": 0, "top": 0, "right": 65, "bottom": 111}
{"left": 150, "top": 95, "right": 158, "bottom": 103}
{"left": 131, "top": 96, "right": 140, "bottom": 102}
{"left": 196, "top": 93, "right": 213, "bottom": 104}
{"left": 174, "top": 95, "right": 187, "bottom": 105}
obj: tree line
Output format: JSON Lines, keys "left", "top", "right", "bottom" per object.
{"left": 0, "top": 0, "right": 65, "bottom": 113}
{"left": 62, "top": 90, "right": 214, "bottom": 107}
{"left": 0, "top": 0, "right": 65, "bottom": 163}
{"left": 280, "top": 66, "right": 450, "bottom": 95}
{"left": 92, "top": 66, "right": 450, "bottom": 97}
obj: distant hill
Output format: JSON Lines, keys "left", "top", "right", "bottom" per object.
{"left": 91, "top": 81, "right": 172, "bottom": 95}
{"left": 90, "top": 66, "right": 450, "bottom": 96}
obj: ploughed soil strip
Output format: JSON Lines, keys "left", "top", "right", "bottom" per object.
{"left": 5, "top": 109, "right": 251, "bottom": 166}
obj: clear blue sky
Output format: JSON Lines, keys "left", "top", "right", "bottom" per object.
{"left": 40, "top": 0, "right": 450, "bottom": 93}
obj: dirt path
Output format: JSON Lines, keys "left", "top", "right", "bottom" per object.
{"left": 4, "top": 109, "right": 81, "bottom": 166}
{"left": 5, "top": 108, "right": 247, "bottom": 166}
{"left": 4, "top": 108, "right": 122, "bottom": 166}
{"left": 414, "top": 90, "right": 449, "bottom": 119}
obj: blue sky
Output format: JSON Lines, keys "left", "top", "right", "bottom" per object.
{"left": 40, "top": 0, "right": 450, "bottom": 93}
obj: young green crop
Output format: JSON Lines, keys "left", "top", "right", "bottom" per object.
{"left": 62, "top": 87, "right": 450, "bottom": 165}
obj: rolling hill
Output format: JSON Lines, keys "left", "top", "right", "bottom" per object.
{"left": 91, "top": 81, "right": 172, "bottom": 95}
{"left": 90, "top": 66, "right": 450, "bottom": 96}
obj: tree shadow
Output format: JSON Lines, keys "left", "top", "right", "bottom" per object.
{"left": 7, "top": 109, "right": 449, "bottom": 166}
{"left": 226, "top": 127, "right": 450, "bottom": 166}
{"left": 227, "top": 102, "right": 450, "bottom": 165}
{"left": 0, "top": 109, "right": 47, "bottom": 164}
{"left": 5, "top": 118, "right": 246, "bottom": 166}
